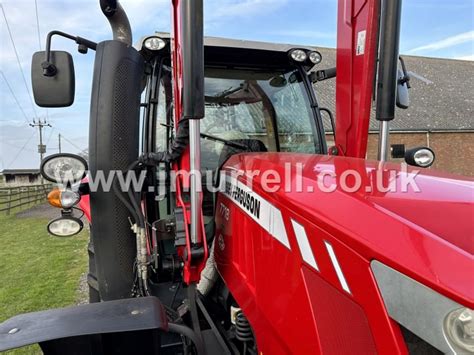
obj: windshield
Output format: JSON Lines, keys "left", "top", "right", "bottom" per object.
{"left": 201, "top": 68, "right": 321, "bottom": 167}
{"left": 154, "top": 66, "right": 322, "bottom": 170}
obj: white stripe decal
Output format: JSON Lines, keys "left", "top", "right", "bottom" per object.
{"left": 324, "top": 241, "right": 351, "bottom": 294}
{"left": 222, "top": 175, "right": 291, "bottom": 250}
{"left": 291, "top": 219, "right": 319, "bottom": 271}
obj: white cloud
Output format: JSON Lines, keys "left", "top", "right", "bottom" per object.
{"left": 455, "top": 54, "right": 474, "bottom": 61}
{"left": 408, "top": 31, "right": 474, "bottom": 53}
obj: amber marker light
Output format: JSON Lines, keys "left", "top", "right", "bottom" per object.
{"left": 47, "top": 188, "right": 63, "bottom": 208}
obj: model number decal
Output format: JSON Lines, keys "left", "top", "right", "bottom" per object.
{"left": 219, "top": 202, "right": 230, "bottom": 221}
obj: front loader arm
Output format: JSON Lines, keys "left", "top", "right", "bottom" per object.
{"left": 171, "top": 0, "right": 208, "bottom": 284}
{"left": 335, "top": 0, "right": 380, "bottom": 158}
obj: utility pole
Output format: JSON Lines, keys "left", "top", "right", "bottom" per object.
{"left": 30, "top": 118, "right": 52, "bottom": 183}
{"left": 58, "top": 133, "right": 62, "bottom": 153}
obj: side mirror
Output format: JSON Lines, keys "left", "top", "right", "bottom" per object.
{"left": 396, "top": 68, "right": 410, "bottom": 109}
{"left": 31, "top": 51, "right": 75, "bottom": 107}
{"left": 405, "top": 147, "right": 435, "bottom": 168}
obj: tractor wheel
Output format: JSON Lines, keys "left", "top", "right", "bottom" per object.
{"left": 87, "top": 229, "right": 100, "bottom": 303}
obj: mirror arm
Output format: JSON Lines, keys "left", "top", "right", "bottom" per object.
{"left": 43, "top": 31, "right": 97, "bottom": 77}
{"left": 310, "top": 67, "right": 337, "bottom": 83}
{"left": 398, "top": 56, "right": 411, "bottom": 88}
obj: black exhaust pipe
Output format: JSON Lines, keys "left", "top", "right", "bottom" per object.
{"left": 100, "top": 0, "right": 132, "bottom": 45}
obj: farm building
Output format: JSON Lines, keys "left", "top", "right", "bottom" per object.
{"left": 1, "top": 169, "right": 41, "bottom": 186}
{"left": 316, "top": 48, "right": 474, "bottom": 176}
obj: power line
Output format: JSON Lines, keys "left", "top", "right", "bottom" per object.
{"left": 0, "top": 3, "right": 38, "bottom": 121}
{"left": 59, "top": 132, "right": 84, "bottom": 152}
{"left": 2, "top": 140, "right": 36, "bottom": 153}
{"left": 6, "top": 130, "right": 36, "bottom": 169}
{"left": 45, "top": 126, "right": 54, "bottom": 145}
{"left": 0, "top": 70, "right": 30, "bottom": 125}
{"left": 34, "top": 0, "right": 42, "bottom": 50}
{"left": 30, "top": 119, "right": 51, "bottom": 164}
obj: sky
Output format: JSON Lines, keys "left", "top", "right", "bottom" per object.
{"left": 1, "top": 0, "right": 473, "bottom": 170}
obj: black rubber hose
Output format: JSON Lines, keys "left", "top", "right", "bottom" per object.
{"left": 111, "top": 160, "right": 144, "bottom": 228}
{"left": 124, "top": 161, "right": 145, "bottom": 228}
{"left": 139, "top": 119, "right": 189, "bottom": 165}
{"left": 112, "top": 173, "right": 139, "bottom": 225}
{"left": 168, "top": 323, "right": 205, "bottom": 355}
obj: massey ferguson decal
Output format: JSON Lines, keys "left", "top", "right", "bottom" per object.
{"left": 221, "top": 174, "right": 291, "bottom": 250}
{"left": 224, "top": 180, "right": 261, "bottom": 219}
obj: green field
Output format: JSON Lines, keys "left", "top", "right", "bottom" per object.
{"left": 0, "top": 213, "right": 88, "bottom": 354}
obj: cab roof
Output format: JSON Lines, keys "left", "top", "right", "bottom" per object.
{"left": 137, "top": 32, "right": 320, "bottom": 70}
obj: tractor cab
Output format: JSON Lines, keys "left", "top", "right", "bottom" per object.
{"left": 137, "top": 33, "right": 327, "bottom": 170}
{"left": 136, "top": 33, "right": 329, "bottom": 233}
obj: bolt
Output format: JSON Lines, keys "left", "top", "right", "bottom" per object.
{"left": 8, "top": 328, "right": 19, "bottom": 334}
{"left": 458, "top": 309, "right": 474, "bottom": 340}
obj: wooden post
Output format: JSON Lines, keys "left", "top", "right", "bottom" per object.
{"left": 6, "top": 189, "right": 11, "bottom": 216}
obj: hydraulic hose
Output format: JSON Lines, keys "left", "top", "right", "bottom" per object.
{"left": 112, "top": 174, "right": 139, "bottom": 224}
{"left": 168, "top": 322, "right": 205, "bottom": 355}
{"left": 139, "top": 119, "right": 190, "bottom": 165}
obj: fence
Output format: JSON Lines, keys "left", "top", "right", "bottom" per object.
{"left": 0, "top": 184, "right": 53, "bottom": 215}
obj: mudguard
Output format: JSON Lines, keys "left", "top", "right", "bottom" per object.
{"left": 0, "top": 297, "right": 167, "bottom": 353}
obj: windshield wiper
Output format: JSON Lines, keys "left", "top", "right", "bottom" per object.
{"left": 200, "top": 133, "right": 248, "bottom": 150}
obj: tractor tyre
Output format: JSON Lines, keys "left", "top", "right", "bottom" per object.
{"left": 87, "top": 229, "right": 100, "bottom": 303}
{"left": 87, "top": 233, "right": 100, "bottom": 303}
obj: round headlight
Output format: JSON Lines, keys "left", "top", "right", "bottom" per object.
{"left": 444, "top": 308, "right": 474, "bottom": 353}
{"left": 308, "top": 51, "right": 322, "bottom": 65}
{"left": 47, "top": 216, "right": 83, "bottom": 237}
{"left": 404, "top": 147, "right": 435, "bottom": 168}
{"left": 290, "top": 49, "right": 307, "bottom": 62}
{"left": 41, "top": 153, "right": 88, "bottom": 184}
{"left": 413, "top": 148, "right": 435, "bottom": 167}
{"left": 60, "top": 190, "right": 80, "bottom": 209}
{"left": 144, "top": 36, "right": 166, "bottom": 51}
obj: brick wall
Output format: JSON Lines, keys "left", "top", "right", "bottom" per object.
{"left": 325, "top": 131, "right": 474, "bottom": 177}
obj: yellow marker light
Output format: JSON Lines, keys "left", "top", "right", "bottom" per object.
{"left": 47, "top": 188, "right": 62, "bottom": 208}
{"left": 47, "top": 188, "right": 80, "bottom": 209}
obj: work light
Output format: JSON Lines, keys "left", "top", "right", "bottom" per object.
{"left": 144, "top": 36, "right": 166, "bottom": 51}
{"left": 405, "top": 147, "right": 435, "bottom": 168}
{"left": 47, "top": 215, "right": 83, "bottom": 237}
{"left": 308, "top": 51, "right": 322, "bottom": 65}
{"left": 41, "top": 153, "right": 88, "bottom": 184}
{"left": 289, "top": 49, "right": 307, "bottom": 62}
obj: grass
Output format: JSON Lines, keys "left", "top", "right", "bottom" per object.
{"left": 0, "top": 213, "right": 89, "bottom": 354}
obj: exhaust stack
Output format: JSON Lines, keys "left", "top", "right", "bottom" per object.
{"left": 100, "top": 0, "right": 132, "bottom": 45}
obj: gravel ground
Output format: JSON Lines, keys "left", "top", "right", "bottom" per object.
{"left": 76, "top": 273, "right": 89, "bottom": 305}
{"left": 15, "top": 203, "right": 59, "bottom": 220}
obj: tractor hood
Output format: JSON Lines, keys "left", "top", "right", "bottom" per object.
{"left": 223, "top": 153, "right": 473, "bottom": 307}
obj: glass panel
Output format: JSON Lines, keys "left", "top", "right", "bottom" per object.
{"left": 201, "top": 68, "right": 319, "bottom": 170}
{"left": 155, "top": 65, "right": 173, "bottom": 153}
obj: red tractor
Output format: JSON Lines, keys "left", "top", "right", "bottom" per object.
{"left": 1, "top": 0, "right": 472, "bottom": 354}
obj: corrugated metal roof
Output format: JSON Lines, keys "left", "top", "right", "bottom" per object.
{"left": 315, "top": 48, "right": 474, "bottom": 131}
